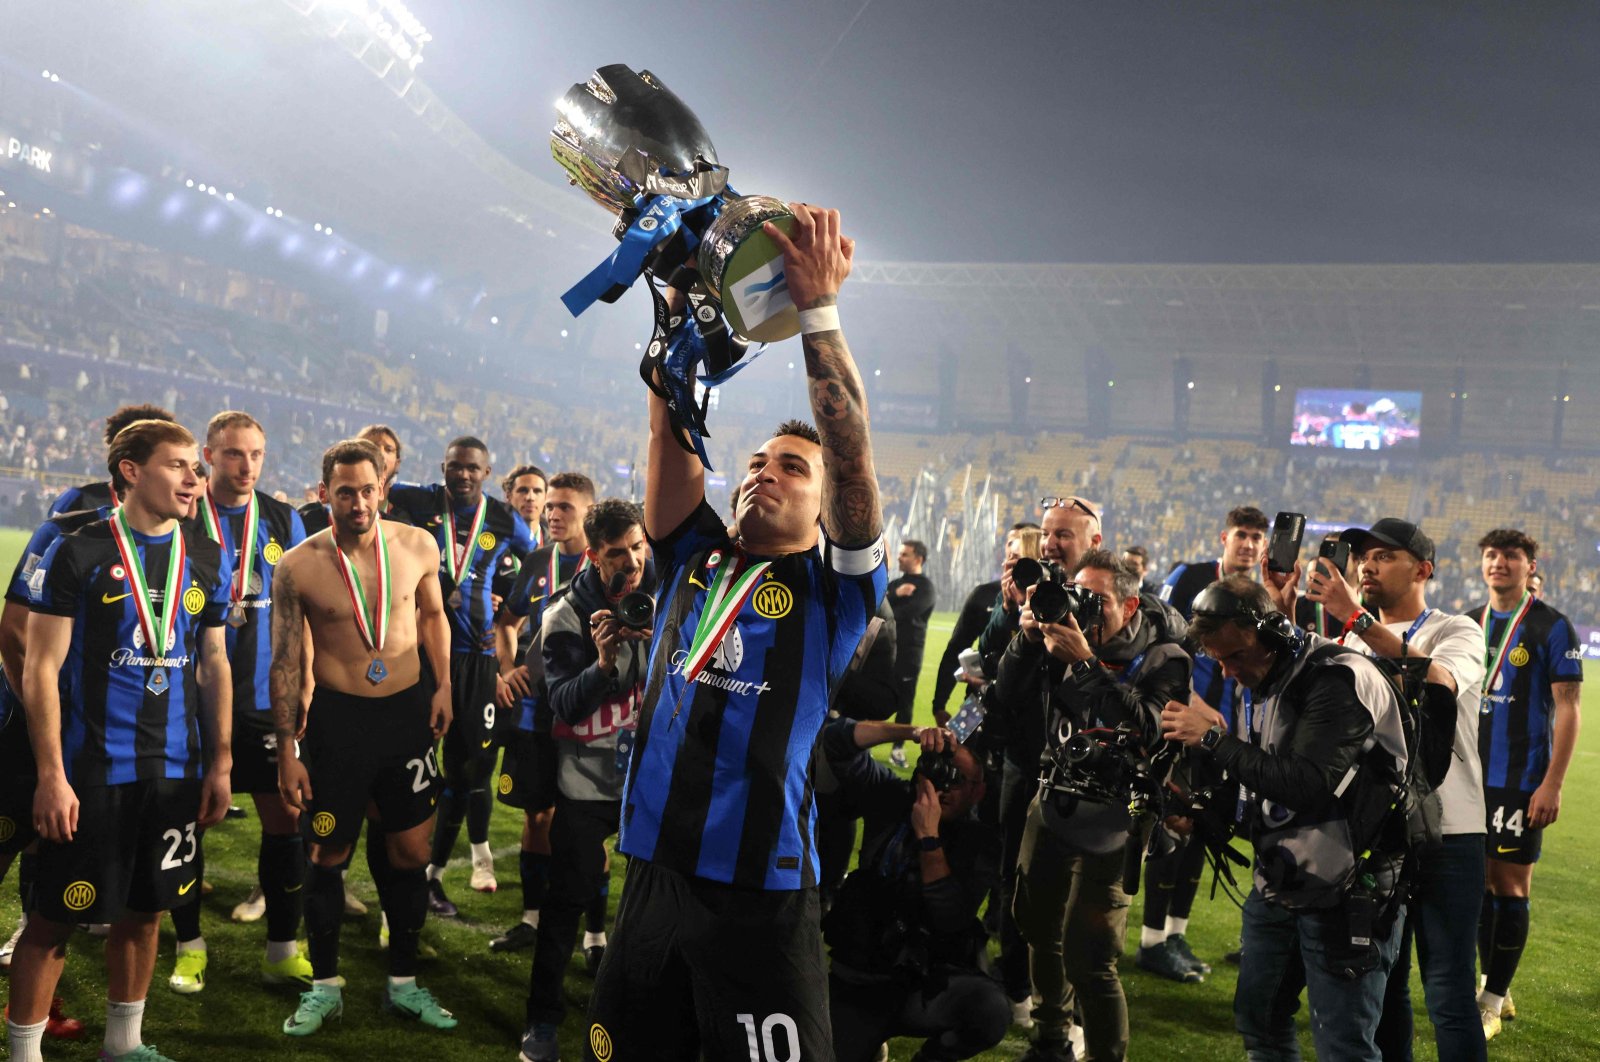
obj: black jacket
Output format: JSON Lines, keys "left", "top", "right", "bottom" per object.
{"left": 993, "top": 592, "right": 1190, "bottom": 767}
{"left": 820, "top": 719, "right": 999, "bottom": 983}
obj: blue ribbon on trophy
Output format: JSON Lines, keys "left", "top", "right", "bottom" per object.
{"left": 551, "top": 65, "right": 802, "bottom": 469}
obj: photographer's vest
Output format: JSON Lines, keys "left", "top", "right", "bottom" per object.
{"left": 1039, "top": 640, "right": 1189, "bottom": 855}
{"left": 1246, "top": 644, "right": 1408, "bottom": 909}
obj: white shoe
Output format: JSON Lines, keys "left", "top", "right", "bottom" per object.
{"left": 343, "top": 888, "right": 368, "bottom": 917}
{"left": 232, "top": 885, "right": 266, "bottom": 923}
{"left": 888, "top": 746, "right": 908, "bottom": 769}
{"left": 0, "top": 915, "right": 24, "bottom": 968}
{"left": 1068, "top": 1021, "right": 1086, "bottom": 1059}
{"left": 1011, "top": 998, "right": 1034, "bottom": 1029}
{"left": 470, "top": 853, "right": 497, "bottom": 893}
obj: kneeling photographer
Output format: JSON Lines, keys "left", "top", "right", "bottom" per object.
{"left": 1160, "top": 574, "right": 1410, "bottom": 1062}
{"left": 1000, "top": 549, "right": 1191, "bottom": 1062}
{"left": 822, "top": 720, "right": 1008, "bottom": 1062}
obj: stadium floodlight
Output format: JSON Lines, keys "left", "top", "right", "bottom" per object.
{"left": 560, "top": 329, "right": 568, "bottom": 337}
{"left": 40, "top": 70, "right": 49, "bottom": 78}
{"left": 314, "top": 222, "right": 323, "bottom": 232}
{"left": 225, "top": 192, "right": 234, "bottom": 201}
{"left": 489, "top": 316, "right": 499, "bottom": 325}
{"left": 1187, "top": 381, "right": 1196, "bottom": 389}
{"left": 50, "top": 74, "right": 59, "bottom": 83}
{"left": 186, "top": 179, "right": 195, "bottom": 188}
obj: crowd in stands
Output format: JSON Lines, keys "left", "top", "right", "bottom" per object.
{"left": 3, "top": 220, "right": 1597, "bottom": 629}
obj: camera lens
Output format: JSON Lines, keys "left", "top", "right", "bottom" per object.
{"left": 615, "top": 590, "right": 655, "bottom": 630}
{"left": 1012, "top": 557, "right": 1044, "bottom": 591}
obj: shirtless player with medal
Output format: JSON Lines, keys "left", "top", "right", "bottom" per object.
{"left": 268, "top": 438, "right": 459, "bottom": 1035}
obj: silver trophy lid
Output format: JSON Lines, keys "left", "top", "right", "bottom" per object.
{"left": 552, "top": 65, "right": 729, "bottom": 215}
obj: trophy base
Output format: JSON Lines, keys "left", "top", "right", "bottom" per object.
{"left": 700, "top": 196, "right": 801, "bottom": 343}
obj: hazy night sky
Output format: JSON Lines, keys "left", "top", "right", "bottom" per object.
{"left": 414, "top": 0, "right": 1600, "bottom": 264}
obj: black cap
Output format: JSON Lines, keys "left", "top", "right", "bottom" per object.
{"left": 1339, "top": 518, "right": 1435, "bottom": 566}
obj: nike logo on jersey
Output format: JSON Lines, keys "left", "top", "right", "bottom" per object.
{"left": 481, "top": 739, "right": 493, "bottom": 749}
{"left": 102, "top": 591, "right": 133, "bottom": 605}
{"left": 178, "top": 879, "right": 197, "bottom": 896}
{"left": 285, "top": 883, "right": 303, "bottom": 893}
{"left": 1496, "top": 845, "right": 1519, "bottom": 854}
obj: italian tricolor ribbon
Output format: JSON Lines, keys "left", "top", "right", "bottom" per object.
{"left": 679, "top": 549, "right": 771, "bottom": 685}
{"left": 199, "top": 487, "right": 258, "bottom": 606}
{"left": 109, "top": 507, "right": 185, "bottom": 655}
{"left": 547, "top": 547, "right": 591, "bottom": 598}
{"left": 444, "top": 496, "right": 487, "bottom": 587}
{"left": 332, "top": 526, "right": 391, "bottom": 654}
{"left": 1480, "top": 590, "right": 1533, "bottom": 695}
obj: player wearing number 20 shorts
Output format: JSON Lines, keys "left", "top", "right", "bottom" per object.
{"left": 271, "top": 439, "right": 459, "bottom": 1037}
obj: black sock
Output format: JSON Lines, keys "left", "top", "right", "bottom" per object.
{"left": 17, "top": 851, "right": 36, "bottom": 913}
{"left": 304, "top": 863, "right": 345, "bottom": 980}
{"left": 465, "top": 786, "right": 492, "bottom": 845}
{"left": 379, "top": 867, "right": 428, "bottom": 978}
{"left": 260, "top": 833, "right": 306, "bottom": 944}
{"left": 429, "top": 786, "right": 465, "bottom": 868}
{"left": 1141, "top": 842, "right": 1180, "bottom": 933}
{"left": 1478, "top": 890, "right": 1497, "bottom": 976}
{"left": 521, "top": 850, "right": 550, "bottom": 913}
{"left": 365, "top": 824, "right": 392, "bottom": 913}
{"left": 170, "top": 891, "right": 202, "bottom": 943}
{"left": 585, "top": 875, "right": 610, "bottom": 934}
{"left": 1168, "top": 839, "right": 1208, "bottom": 922}
{"left": 1486, "top": 896, "right": 1530, "bottom": 997}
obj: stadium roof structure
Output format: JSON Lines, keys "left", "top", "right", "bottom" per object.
{"left": 2, "top": 0, "right": 613, "bottom": 302}
{"left": 852, "top": 261, "right": 1600, "bottom": 370}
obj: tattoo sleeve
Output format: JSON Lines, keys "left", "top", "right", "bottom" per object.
{"left": 802, "top": 295, "right": 882, "bottom": 546}
{"left": 269, "top": 560, "right": 305, "bottom": 742}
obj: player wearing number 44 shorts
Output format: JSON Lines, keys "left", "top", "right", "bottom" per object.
{"left": 585, "top": 205, "right": 886, "bottom": 1062}
{"left": 8, "top": 419, "right": 234, "bottom": 1062}
{"left": 1469, "top": 529, "right": 1583, "bottom": 1041}
{"left": 271, "top": 439, "right": 458, "bottom": 1038}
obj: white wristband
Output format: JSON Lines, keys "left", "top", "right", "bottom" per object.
{"left": 798, "top": 305, "right": 841, "bottom": 335}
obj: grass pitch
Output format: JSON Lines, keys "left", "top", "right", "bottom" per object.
{"left": 0, "top": 547, "right": 1595, "bottom": 1060}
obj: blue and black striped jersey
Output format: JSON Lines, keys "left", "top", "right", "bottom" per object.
{"left": 46, "top": 480, "right": 114, "bottom": 521}
{"left": 1469, "top": 599, "right": 1583, "bottom": 793}
{"left": 621, "top": 500, "right": 887, "bottom": 891}
{"left": 503, "top": 545, "right": 588, "bottom": 733}
{"left": 387, "top": 485, "right": 534, "bottom": 657}
{"left": 30, "top": 520, "right": 230, "bottom": 787}
{"left": 9, "top": 505, "right": 115, "bottom": 606}
{"left": 208, "top": 492, "right": 307, "bottom": 713}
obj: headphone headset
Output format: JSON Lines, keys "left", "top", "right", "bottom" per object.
{"left": 1191, "top": 584, "right": 1305, "bottom": 655}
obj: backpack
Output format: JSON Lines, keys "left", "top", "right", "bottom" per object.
{"left": 1364, "top": 652, "right": 1456, "bottom": 858}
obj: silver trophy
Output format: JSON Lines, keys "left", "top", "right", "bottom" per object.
{"left": 551, "top": 65, "right": 802, "bottom": 467}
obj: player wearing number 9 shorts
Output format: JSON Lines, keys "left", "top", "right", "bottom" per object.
{"left": 9, "top": 419, "right": 234, "bottom": 1062}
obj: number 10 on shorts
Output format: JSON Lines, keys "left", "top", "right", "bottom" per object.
{"left": 736, "top": 1013, "right": 799, "bottom": 1062}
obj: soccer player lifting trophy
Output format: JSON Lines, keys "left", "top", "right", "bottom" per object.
{"left": 552, "top": 64, "right": 802, "bottom": 467}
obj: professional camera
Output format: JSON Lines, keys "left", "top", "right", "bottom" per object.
{"left": 913, "top": 746, "right": 963, "bottom": 793}
{"left": 1041, "top": 723, "right": 1164, "bottom": 807}
{"left": 614, "top": 590, "right": 655, "bottom": 630}
{"left": 1012, "top": 557, "right": 1104, "bottom": 629}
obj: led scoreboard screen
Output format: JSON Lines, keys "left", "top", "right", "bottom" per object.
{"left": 1290, "top": 389, "right": 1422, "bottom": 452}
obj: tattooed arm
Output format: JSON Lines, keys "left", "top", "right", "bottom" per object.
{"left": 644, "top": 285, "right": 705, "bottom": 540}
{"left": 270, "top": 550, "right": 313, "bottom": 811}
{"left": 765, "top": 205, "right": 882, "bottom": 546}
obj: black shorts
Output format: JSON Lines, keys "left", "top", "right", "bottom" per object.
{"left": 301, "top": 681, "right": 439, "bottom": 849}
{"left": 0, "top": 713, "right": 36, "bottom": 855}
{"left": 497, "top": 728, "right": 557, "bottom": 812}
{"left": 34, "top": 778, "right": 204, "bottom": 923}
{"left": 587, "top": 859, "right": 833, "bottom": 1062}
{"left": 442, "top": 653, "right": 507, "bottom": 771}
{"left": 231, "top": 709, "right": 286, "bottom": 796}
{"left": 1485, "top": 787, "right": 1543, "bottom": 865}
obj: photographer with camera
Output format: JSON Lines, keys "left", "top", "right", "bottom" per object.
{"left": 1161, "top": 574, "right": 1411, "bottom": 1062}
{"left": 1002, "top": 549, "right": 1190, "bottom": 1062}
{"left": 822, "top": 720, "right": 1007, "bottom": 1062}
{"left": 979, "top": 503, "right": 1100, "bottom": 1027}
{"left": 1302, "top": 520, "right": 1487, "bottom": 1062}
{"left": 519, "top": 500, "right": 653, "bottom": 1061}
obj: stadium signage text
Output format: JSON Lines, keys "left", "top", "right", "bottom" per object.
{"left": 5, "top": 138, "right": 52, "bottom": 174}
